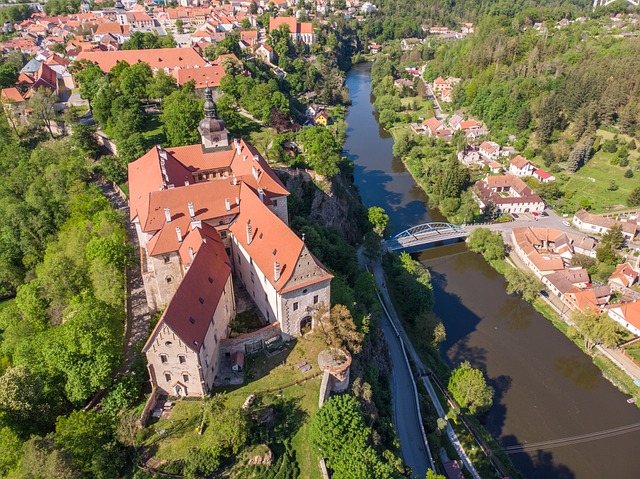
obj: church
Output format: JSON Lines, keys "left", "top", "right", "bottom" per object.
{"left": 133, "top": 88, "right": 332, "bottom": 397}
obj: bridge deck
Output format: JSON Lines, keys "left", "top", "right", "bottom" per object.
{"left": 385, "top": 223, "right": 469, "bottom": 251}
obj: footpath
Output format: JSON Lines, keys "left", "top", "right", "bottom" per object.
{"left": 367, "top": 257, "right": 481, "bottom": 479}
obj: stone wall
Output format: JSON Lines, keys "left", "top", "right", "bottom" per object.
{"left": 218, "top": 322, "right": 282, "bottom": 356}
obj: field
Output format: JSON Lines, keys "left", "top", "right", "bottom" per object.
{"left": 143, "top": 333, "right": 328, "bottom": 479}
{"left": 529, "top": 129, "right": 639, "bottom": 213}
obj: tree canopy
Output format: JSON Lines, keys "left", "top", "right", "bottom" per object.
{"left": 448, "top": 361, "right": 494, "bottom": 414}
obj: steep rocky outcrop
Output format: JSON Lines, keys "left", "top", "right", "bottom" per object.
{"left": 279, "top": 168, "right": 366, "bottom": 243}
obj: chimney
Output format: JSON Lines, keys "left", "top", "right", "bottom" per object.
{"left": 253, "top": 155, "right": 259, "bottom": 162}
{"left": 164, "top": 207, "right": 171, "bottom": 223}
{"left": 274, "top": 261, "right": 281, "bottom": 282}
{"left": 258, "top": 188, "right": 264, "bottom": 202}
{"left": 232, "top": 176, "right": 237, "bottom": 185}
{"left": 246, "top": 220, "right": 252, "bottom": 245}
{"left": 234, "top": 138, "right": 241, "bottom": 155}
{"left": 252, "top": 166, "right": 259, "bottom": 180}
{"left": 188, "top": 202, "right": 195, "bottom": 218}
{"left": 235, "top": 196, "right": 240, "bottom": 206}
{"left": 225, "top": 198, "right": 231, "bottom": 212}
{"left": 176, "top": 226, "right": 182, "bottom": 243}
{"left": 188, "top": 246, "right": 194, "bottom": 261}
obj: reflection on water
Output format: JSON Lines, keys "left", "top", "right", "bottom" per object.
{"left": 345, "top": 61, "right": 640, "bottom": 479}
{"left": 553, "top": 356, "right": 600, "bottom": 391}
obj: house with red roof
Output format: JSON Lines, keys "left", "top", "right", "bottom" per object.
{"left": 137, "top": 89, "right": 332, "bottom": 396}
{"left": 269, "top": 16, "right": 316, "bottom": 45}
{"left": 509, "top": 155, "right": 535, "bottom": 177}
{"left": 608, "top": 300, "right": 640, "bottom": 336}
{"left": 608, "top": 263, "right": 639, "bottom": 291}
{"left": 533, "top": 168, "right": 555, "bottom": 183}
{"left": 478, "top": 141, "right": 500, "bottom": 161}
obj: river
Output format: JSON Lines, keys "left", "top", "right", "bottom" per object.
{"left": 343, "top": 61, "right": 640, "bottom": 479}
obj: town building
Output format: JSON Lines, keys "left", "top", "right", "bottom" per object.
{"left": 509, "top": 155, "right": 535, "bottom": 177}
{"left": 137, "top": 89, "right": 332, "bottom": 397}
{"left": 76, "top": 47, "right": 208, "bottom": 72}
{"left": 572, "top": 209, "right": 638, "bottom": 241}
{"left": 608, "top": 301, "right": 640, "bottom": 336}
{"left": 474, "top": 176, "right": 545, "bottom": 215}
{"left": 269, "top": 16, "right": 316, "bottom": 45}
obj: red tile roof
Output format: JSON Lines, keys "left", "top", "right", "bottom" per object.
{"left": 144, "top": 224, "right": 231, "bottom": 353}
{"left": 1, "top": 87, "right": 24, "bottom": 102}
{"left": 76, "top": 47, "right": 207, "bottom": 72}
{"left": 510, "top": 155, "right": 531, "bottom": 169}
{"left": 173, "top": 64, "right": 226, "bottom": 88}
{"left": 230, "top": 186, "right": 332, "bottom": 293}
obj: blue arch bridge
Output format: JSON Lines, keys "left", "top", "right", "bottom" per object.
{"left": 384, "top": 222, "right": 470, "bottom": 252}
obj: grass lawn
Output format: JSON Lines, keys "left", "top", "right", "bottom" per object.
{"left": 400, "top": 95, "right": 435, "bottom": 119}
{"left": 144, "top": 333, "right": 327, "bottom": 478}
{"left": 141, "top": 114, "right": 166, "bottom": 146}
{"left": 529, "top": 128, "right": 638, "bottom": 213}
{"left": 625, "top": 343, "right": 640, "bottom": 363}
{"left": 248, "top": 126, "right": 279, "bottom": 162}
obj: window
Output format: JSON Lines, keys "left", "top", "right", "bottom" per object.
{"left": 164, "top": 373, "right": 172, "bottom": 382}
{"left": 250, "top": 271, "right": 254, "bottom": 283}
{"left": 214, "top": 333, "right": 218, "bottom": 344}
{"left": 179, "top": 355, "right": 186, "bottom": 364}
{"left": 165, "top": 276, "right": 173, "bottom": 284}
{"left": 165, "top": 341, "right": 172, "bottom": 347}
{"left": 220, "top": 231, "right": 227, "bottom": 239}
{"left": 205, "top": 355, "right": 209, "bottom": 367}
{"left": 273, "top": 199, "right": 278, "bottom": 207}
{"left": 237, "top": 254, "right": 241, "bottom": 263}
{"left": 293, "top": 302, "right": 299, "bottom": 311}
{"left": 265, "top": 293, "right": 268, "bottom": 302}
{"left": 160, "top": 354, "right": 168, "bottom": 363}
{"left": 313, "top": 295, "right": 319, "bottom": 304}
{"left": 183, "top": 374, "right": 190, "bottom": 383}
{"left": 163, "top": 256, "right": 171, "bottom": 264}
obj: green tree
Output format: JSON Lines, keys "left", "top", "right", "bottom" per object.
{"left": 0, "top": 426, "right": 22, "bottom": 476}
{"left": 14, "top": 436, "right": 80, "bottom": 479}
{"left": 147, "top": 69, "right": 178, "bottom": 100}
{"left": 467, "top": 228, "right": 506, "bottom": 261}
{"left": 161, "top": 90, "right": 203, "bottom": 147}
{"left": 628, "top": 187, "right": 640, "bottom": 207}
{"left": 119, "top": 62, "right": 153, "bottom": 101}
{"left": 570, "top": 310, "right": 623, "bottom": 351}
{"left": 27, "top": 88, "right": 59, "bottom": 139}
{"left": 315, "top": 304, "right": 364, "bottom": 354}
{"left": 71, "top": 60, "right": 104, "bottom": 109}
{"left": 175, "top": 18, "right": 184, "bottom": 34}
{"left": 0, "top": 62, "right": 20, "bottom": 89}
{"left": 368, "top": 206, "right": 390, "bottom": 237}
{"left": 448, "top": 361, "right": 494, "bottom": 414}
{"left": 54, "top": 410, "right": 122, "bottom": 476}
{"left": 504, "top": 265, "right": 542, "bottom": 302}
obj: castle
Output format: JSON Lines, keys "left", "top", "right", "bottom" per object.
{"left": 133, "top": 88, "right": 332, "bottom": 397}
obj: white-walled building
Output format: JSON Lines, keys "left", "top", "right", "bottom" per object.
{"left": 136, "top": 88, "right": 332, "bottom": 396}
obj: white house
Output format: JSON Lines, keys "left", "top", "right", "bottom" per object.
{"left": 509, "top": 155, "right": 536, "bottom": 177}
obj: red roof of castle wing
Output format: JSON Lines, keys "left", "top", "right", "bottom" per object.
{"left": 128, "top": 145, "right": 195, "bottom": 224}
{"left": 230, "top": 139, "right": 289, "bottom": 198}
{"left": 144, "top": 224, "right": 231, "bottom": 353}
{"left": 230, "top": 186, "right": 332, "bottom": 293}
{"left": 173, "top": 64, "right": 226, "bottom": 88}
{"left": 76, "top": 47, "right": 207, "bottom": 72}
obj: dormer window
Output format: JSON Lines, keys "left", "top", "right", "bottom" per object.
{"left": 199, "top": 297, "right": 204, "bottom": 304}
{"left": 189, "top": 317, "right": 196, "bottom": 325}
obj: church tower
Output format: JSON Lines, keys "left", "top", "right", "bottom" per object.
{"left": 198, "top": 86, "right": 230, "bottom": 151}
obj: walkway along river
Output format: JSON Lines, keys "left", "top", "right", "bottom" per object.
{"left": 343, "top": 61, "right": 640, "bottom": 479}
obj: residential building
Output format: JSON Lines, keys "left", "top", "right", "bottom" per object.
{"left": 608, "top": 301, "right": 640, "bottom": 336}
{"left": 478, "top": 141, "right": 500, "bottom": 161}
{"left": 256, "top": 43, "right": 275, "bottom": 63}
{"left": 136, "top": 89, "right": 332, "bottom": 396}
{"left": 572, "top": 209, "right": 638, "bottom": 241}
{"left": 509, "top": 155, "right": 535, "bottom": 177}
{"left": 608, "top": 263, "right": 639, "bottom": 291}
{"left": 432, "top": 76, "right": 449, "bottom": 92}
{"left": 533, "top": 168, "right": 555, "bottom": 183}
{"left": 475, "top": 176, "right": 545, "bottom": 215}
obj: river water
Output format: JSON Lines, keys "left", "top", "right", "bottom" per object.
{"left": 344, "top": 61, "right": 640, "bottom": 479}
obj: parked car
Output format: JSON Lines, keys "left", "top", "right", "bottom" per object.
{"left": 562, "top": 221, "right": 570, "bottom": 227}
{"left": 512, "top": 213, "right": 519, "bottom": 219}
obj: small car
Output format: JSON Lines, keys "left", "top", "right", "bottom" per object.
{"left": 562, "top": 221, "right": 571, "bottom": 227}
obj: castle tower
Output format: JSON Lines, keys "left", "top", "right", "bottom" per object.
{"left": 198, "top": 86, "right": 229, "bottom": 151}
